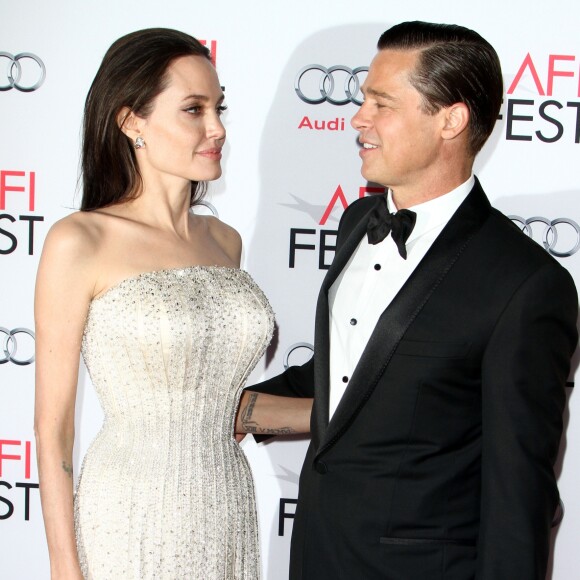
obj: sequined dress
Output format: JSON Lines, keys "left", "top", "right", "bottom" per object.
{"left": 75, "top": 266, "right": 274, "bottom": 579}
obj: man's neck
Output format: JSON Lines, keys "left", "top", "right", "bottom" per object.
{"left": 390, "top": 165, "right": 473, "bottom": 210}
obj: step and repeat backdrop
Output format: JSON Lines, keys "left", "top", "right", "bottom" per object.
{"left": 1, "top": 0, "right": 579, "bottom": 578}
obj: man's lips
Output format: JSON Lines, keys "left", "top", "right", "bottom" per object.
{"left": 359, "top": 141, "right": 379, "bottom": 158}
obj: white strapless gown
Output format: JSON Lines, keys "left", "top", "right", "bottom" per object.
{"left": 75, "top": 267, "right": 274, "bottom": 579}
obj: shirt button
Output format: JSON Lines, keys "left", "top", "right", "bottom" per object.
{"left": 342, "top": 376, "right": 349, "bottom": 383}
{"left": 374, "top": 263, "right": 381, "bottom": 270}
{"left": 350, "top": 318, "right": 357, "bottom": 326}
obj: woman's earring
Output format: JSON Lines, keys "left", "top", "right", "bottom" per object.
{"left": 134, "top": 136, "right": 145, "bottom": 149}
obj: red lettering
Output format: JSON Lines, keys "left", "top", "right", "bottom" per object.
{"left": 0, "top": 440, "right": 21, "bottom": 477}
{"left": 319, "top": 186, "right": 349, "bottom": 226}
{"left": 0, "top": 440, "right": 32, "bottom": 479}
{"left": 1, "top": 171, "right": 24, "bottom": 210}
{"left": 327, "top": 118, "right": 345, "bottom": 131}
{"left": 29, "top": 172, "right": 35, "bottom": 212}
{"left": 507, "top": 53, "right": 545, "bottom": 96}
{"left": 0, "top": 171, "right": 35, "bottom": 211}
{"left": 547, "top": 55, "right": 575, "bottom": 96}
{"left": 298, "top": 117, "right": 345, "bottom": 131}
{"left": 25, "top": 441, "right": 31, "bottom": 480}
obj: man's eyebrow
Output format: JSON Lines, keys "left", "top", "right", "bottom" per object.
{"left": 362, "top": 87, "right": 398, "bottom": 101}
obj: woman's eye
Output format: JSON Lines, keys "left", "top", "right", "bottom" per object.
{"left": 217, "top": 105, "right": 228, "bottom": 116}
{"left": 185, "top": 106, "right": 201, "bottom": 114}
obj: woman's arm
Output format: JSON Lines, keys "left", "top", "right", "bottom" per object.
{"left": 235, "top": 391, "right": 313, "bottom": 435}
{"left": 34, "top": 218, "right": 97, "bottom": 579}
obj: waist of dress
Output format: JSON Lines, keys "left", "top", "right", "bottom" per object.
{"left": 93, "top": 416, "right": 239, "bottom": 446}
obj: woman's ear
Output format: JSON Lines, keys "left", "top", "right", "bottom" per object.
{"left": 441, "top": 102, "right": 470, "bottom": 141}
{"left": 116, "top": 106, "right": 144, "bottom": 141}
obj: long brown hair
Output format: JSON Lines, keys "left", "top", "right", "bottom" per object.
{"left": 81, "top": 28, "right": 211, "bottom": 211}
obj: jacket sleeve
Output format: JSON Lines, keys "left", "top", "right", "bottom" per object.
{"left": 248, "top": 356, "right": 315, "bottom": 399}
{"left": 476, "top": 262, "right": 578, "bottom": 579}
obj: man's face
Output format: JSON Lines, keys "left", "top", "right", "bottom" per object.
{"left": 351, "top": 49, "right": 447, "bottom": 194}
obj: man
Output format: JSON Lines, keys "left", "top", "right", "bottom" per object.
{"left": 246, "top": 21, "right": 578, "bottom": 579}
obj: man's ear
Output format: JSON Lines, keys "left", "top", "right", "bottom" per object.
{"left": 116, "top": 106, "right": 144, "bottom": 141}
{"left": 441, "top": 102, "right": 470, "bottom": 141}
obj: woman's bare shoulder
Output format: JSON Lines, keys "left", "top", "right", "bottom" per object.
{"left": 41, "top": 211, "right": 105, "bottom": 258}
{"left": 202, "top": 215, "right": 242, "bottom": 264}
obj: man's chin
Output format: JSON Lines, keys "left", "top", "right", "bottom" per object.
{"left": 360, "top": 166, "right": 373, "bottom": 182}
{"left": 360, "top": 168, "right": 386, "bottom": 188}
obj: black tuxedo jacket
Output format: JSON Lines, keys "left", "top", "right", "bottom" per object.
{"left": 252, "top": 180, "right": 578, "bottom": 580}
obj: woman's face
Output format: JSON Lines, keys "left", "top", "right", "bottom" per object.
{"left": 134, "top": 55, "right": 226, "bottom": 186}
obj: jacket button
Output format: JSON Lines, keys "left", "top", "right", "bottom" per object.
{"left": 315, "top": 461, "right": 328, "bottom": 474}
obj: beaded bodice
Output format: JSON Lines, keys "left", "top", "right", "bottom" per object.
{"left": 81, "top": 266, "right": 274, "bottom": 437}
{"left": 75, "top": 266, "right": 274, "bottom": 579}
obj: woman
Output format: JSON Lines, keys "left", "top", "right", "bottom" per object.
{"left": 34, "top": 28, "right": 311, "bottom": 579}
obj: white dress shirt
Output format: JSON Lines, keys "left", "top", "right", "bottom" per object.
{"left": 328, "top": 176, "right": 475, "bottom": 419}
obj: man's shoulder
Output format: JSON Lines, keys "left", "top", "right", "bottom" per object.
{"left": 478, "top": 204, "right": 568, "bottom": 275}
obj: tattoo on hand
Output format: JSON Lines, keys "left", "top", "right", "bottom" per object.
{"left": 61, "top": 461, "right": 73, "bottom": 478}
{"left": 240, "top": 393, "right": 297, "bottom": 435}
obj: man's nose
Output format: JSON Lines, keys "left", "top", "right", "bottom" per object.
{"left": 351, "top": 103, "right": 369, "bottom": 131}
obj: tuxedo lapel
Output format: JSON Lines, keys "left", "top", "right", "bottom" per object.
{"left": 311, "top": 197, "right": 380, "bottom": 445}
{"left": 316, "top": 180, "right": 492, "bottom": 457}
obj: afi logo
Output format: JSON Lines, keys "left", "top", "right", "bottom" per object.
{"left": 508, "top": 53, "right": 580, "bottom": 96}
{"left": 0, "top": 439, "right": 39, "bottom": 521}
{"left": 288, "top": 185, "right": 385, "bottom": 269}
{"left": 0, "top": 170, "right": 44, "bottom": 256}
{"left": 502, "top": 53, "right": 580, "bottom": 144}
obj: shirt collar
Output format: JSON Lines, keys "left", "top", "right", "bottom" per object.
{"left": 386, "top": 174, "right": 475, "bottom": 243}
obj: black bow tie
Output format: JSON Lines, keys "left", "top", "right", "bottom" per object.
{"left": 366, "top": 197, "right": 417, "bottom": 259}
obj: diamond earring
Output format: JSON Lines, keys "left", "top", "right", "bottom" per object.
{"left": 134, "top": 136, "right": 145, "bottom": 149}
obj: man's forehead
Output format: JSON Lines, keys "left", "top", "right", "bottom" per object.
{"left": 361, "top": 49, "right": 420, "bottom": 95}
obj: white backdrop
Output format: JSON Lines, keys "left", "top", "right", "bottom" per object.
{"left": 1, "top": 1, "right": 579, "bottom": 578}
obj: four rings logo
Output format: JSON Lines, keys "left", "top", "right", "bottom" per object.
{"left": 0, "top": 327, "right": 35, "bottom": 365}
{"left": 295, "top": 65, "right": 368, "bottom": 106}
{"left": 0, "top": 52, "right": 46, "bottom": 92}
{"left": 509, "top": 216, "right": 580, "bottom": 257}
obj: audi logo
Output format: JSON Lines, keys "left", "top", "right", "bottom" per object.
{"left": 295, "top": 65, "right": 368, "bottom": 106}
{"left": 0, "top": 52, "right": 46, "bottom": 92}
{"left": 0, "top": 327, "right": 35, "bottom": 366}
{"left": 283, "top": 342, "right": 314, "bottom": 370}
{"left": 509, "top": 216, "right": 580, "bottom": 257}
